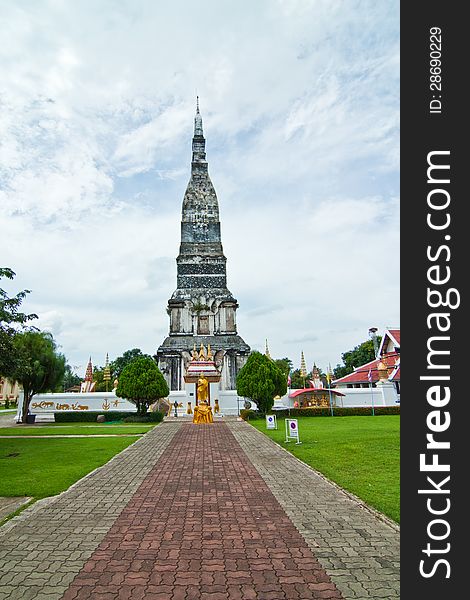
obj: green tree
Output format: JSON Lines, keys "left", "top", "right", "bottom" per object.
{"left": 111, "top": 348, "right": 151, "bottom": 378}
{"left": 333, "top": 338, "right": 382, "bottom": 379}
{"left": 61, "top": 363, "right": 82, "bottom": 391}
{"left": 236, "top": 351, "right": 287, "bottom": 414}
{"left": 0, "top": 268, "right": 37, "bottom": 376}
{"left": 115, "top": 356, "right": 169, "bottom": 415}
{"left": 290, "top": 368, "right": 313, "bottom": 389}
{"left": 11, "top": 331, "right": 66, "bottom": 423}
{"left": 273, "top": 357, "right": 293, "bottom": 378}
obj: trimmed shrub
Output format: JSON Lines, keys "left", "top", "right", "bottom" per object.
{"left": 116, "top": 357, "right": 169, "bottom": 415}
{"left": 123, "top": 411, "right": 164, "bottom": 423}
{"left": 236, "top": 352, "right": 287, "bottom": 414}
{"left": 240, "top": 409, "right": 258, "bottom": 421}
{"left": 271, "top": 406, "right": 400, "bottom": 418}
{"left": 54, "top": 411, "right": 135, "bottom": 423}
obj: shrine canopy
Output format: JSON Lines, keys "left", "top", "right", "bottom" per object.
{"left": 288, "top": 388, "right": 345, "bottom": 409}
{"left": 184, "top": 343, "right": 221, "bottom": 383}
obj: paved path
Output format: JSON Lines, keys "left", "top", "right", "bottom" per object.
{"left": 0, "top": 497, "right": 31, "bottom": 521}
{"left": 0, "top": 421, "right": 399, "bottom": 599}
{"left": 0, "top": 412, "right": 16, "bottom": 427}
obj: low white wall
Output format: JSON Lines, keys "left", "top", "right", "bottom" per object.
{"left": 336, "top": 381, "right": 399, "bottom": 407}
{"left": 17, "top": 391, "right": 137, "bottom": 420}
{"left": 331, "top": 388, "right": 387, "bottom": 407}
{"left": 272, "top": 383, "right": 399, "bottom": 410}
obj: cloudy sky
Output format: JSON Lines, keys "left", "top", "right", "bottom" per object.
{"left": 0, "top": 0, "right": 399, "bottom": 376}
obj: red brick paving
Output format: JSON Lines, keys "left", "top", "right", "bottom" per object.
{"left": 61, "top": 423, "right": 343, "bottom": 599}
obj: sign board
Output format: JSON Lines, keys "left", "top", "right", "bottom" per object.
{"left": 266, "top": 414, "right": 277, "bottom": 430}
{"left": 285, "top": 418, "right": 301, "bottom": 444}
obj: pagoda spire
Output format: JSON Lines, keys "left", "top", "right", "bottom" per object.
{"left": 85, "top": 357, "right": 93, "bottom": 382}
{"left": 265, "top": 339, "right": 272, "bottom": 360}
{"left": 193, "top": 96, "right": 204, "bottom": 144}
{"left": 103, "top": 353, "right": 111, "bottom": 392}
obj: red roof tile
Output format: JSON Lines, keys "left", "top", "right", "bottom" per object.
{"left": 332, "top": 352, "right": 400, "bottom": 385}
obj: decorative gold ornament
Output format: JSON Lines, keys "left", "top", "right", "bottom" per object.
{"left": 377, "top": 361, "right": 389, "bottom": 381}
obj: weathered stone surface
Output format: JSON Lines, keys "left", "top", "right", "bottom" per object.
{"left": 156, "top": 102, "right": 250, "bottom": 391}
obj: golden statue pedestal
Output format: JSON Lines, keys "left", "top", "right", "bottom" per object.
{"left": 192, "top": 401, "right": 214, "bottom": 424}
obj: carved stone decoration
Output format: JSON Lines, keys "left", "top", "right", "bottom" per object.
{"left": 181, "top": 351, "right": 192, "bottom": 371}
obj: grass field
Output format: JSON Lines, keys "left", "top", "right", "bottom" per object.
{"left": 251, "top": 415, "right": 400, "bottom": 523}
{"left": 0, "top": 424, "right": 155, "bottom": 436}
{"left": 0, "top": 422, "right": 154, "bottom": 499}
{"left": 0, "top": 437, "right": 138, "bottom": 498}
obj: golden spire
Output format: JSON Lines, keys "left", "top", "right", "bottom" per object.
{"left": 300, "top": 351, "right": 307, "bottom": 378}
{"left": 199, "top": 343, "right": 206, "bottom": 360}
{"left": 103, "top": 353, "right": 111, "bottom": 392}
{"left": 207, "top": 344, "right": 213, "bottom": 360}
{"left": 265, "top": 339, "right": 271, "bottom": 360}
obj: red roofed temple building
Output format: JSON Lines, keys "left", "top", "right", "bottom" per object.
{"left": 331, "top": 328, "right": 400, "bottom": 407}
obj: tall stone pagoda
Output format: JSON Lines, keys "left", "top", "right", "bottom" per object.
{"left": 156, "top": 100, "right": 250, "bottom": 393}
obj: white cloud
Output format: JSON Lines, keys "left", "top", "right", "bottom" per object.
{"left": 0, "top": 0, "right": 399, "bottom": 373}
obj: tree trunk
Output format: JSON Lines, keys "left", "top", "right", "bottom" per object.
{"left": 21, "top": 390, "right": 31, "bottom": 424}
{"left": 137, "top": 400, "right": 149, "bottom": 416}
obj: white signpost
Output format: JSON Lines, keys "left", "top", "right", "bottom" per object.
{"left": 285, "top": 418, "right": 301, "bottom": 444}
{"left": 266, "top": 414, "right": 277, "bottom": 430}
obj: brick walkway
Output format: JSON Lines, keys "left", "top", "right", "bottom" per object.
{"left": 0, "top": 421, "right": 399, "bottom": 599}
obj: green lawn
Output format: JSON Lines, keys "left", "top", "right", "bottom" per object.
{"left": 0, "top": 424, "right": 155, "bottom": 436}
{"left": 0, "top": 435, "right": 141, "bottom": 499}
{"left": 251, "top": 415, "right": 400, "bottom": 523}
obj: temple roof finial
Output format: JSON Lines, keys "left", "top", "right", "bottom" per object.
{"left": 196, "top": 95, "right": 200, "bottom": 113}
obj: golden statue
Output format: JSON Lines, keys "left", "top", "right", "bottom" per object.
{"left": 214, "top": 398, "right": 220, "bottom": 414}
{"left": 187, "top": 401, "right": 193, "bottom": 414}
{"left": 192, "top": 400, "right": 213, "bottom": 424}
{"left": 197, "top": 376, "right": 209, "bottom": 402}
{"left": 191, "top": 344, "right": 198, "bottom": 360}
{"left": 207, "top": 344, "right": 213, "bottom": 360}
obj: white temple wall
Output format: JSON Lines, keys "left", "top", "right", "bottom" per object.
{"left": 16, "top": 391, "right": 137, "bottom": 421}
{"left": 271, "top": 385, "right": 399, "bottom": 410}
